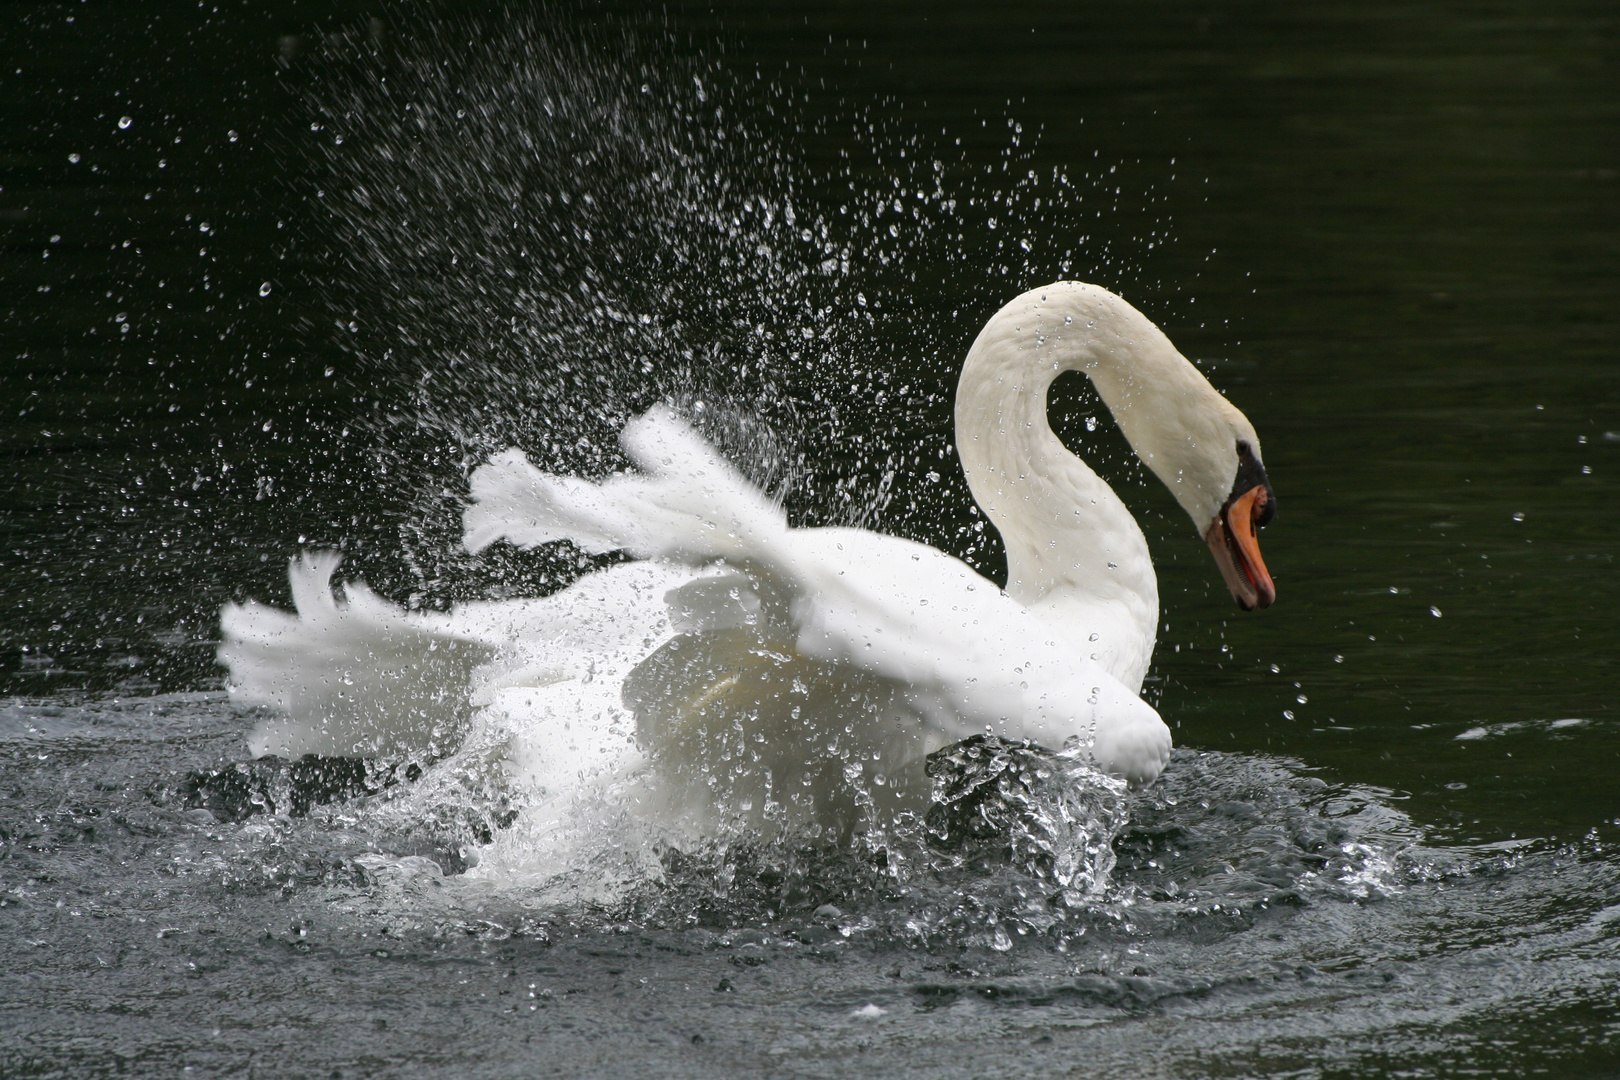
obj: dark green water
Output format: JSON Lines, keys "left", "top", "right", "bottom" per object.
{"left": 3, "top": 2, "right": 1619, "bottom": 1076}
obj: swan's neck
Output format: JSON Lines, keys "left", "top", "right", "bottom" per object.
{"left": 956, "top": 283, "right": 1220, "bottom": 689}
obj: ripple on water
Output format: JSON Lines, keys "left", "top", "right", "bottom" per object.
{"left": 5, "top": 696, "right": 1620, "bottom": 1078}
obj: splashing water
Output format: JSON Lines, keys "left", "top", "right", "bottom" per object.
{"left": 173, "top": 723, "right": 1137, "bottom": 940}
{"left": 922, "top": 735, "right": 1129, "bottom": 900}
{"left": 289, "top": 9, "right": 1169, "bottom": 608}
{"left": 560, "top": 737, "right": 1134, "bottom": 946}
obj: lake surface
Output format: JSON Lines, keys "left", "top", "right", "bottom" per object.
{"left": 3, "top": 1, "right": 1618, "bottom": 1076}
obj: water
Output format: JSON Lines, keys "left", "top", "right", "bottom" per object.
{"left": 4, "top": 1, "right": 1619, "bottom": 1075}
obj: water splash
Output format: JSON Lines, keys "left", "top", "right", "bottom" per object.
{"left": 921, "top": 735, "right": 1128, "bottom": 900}
{"left": 531, "top": 735, "right": 1140, "bottom": 946}
{"left": 284, "top": 8, "right": 1168, "bottom": 607}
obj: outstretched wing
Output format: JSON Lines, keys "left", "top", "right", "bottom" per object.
{"left": 463, "top": 405, "right": 788, "bottom": 564}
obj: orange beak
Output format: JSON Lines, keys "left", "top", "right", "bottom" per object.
{"left": 1205, "top": 485, "right": 1275, "bottom": 611}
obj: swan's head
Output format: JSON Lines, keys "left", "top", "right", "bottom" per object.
{"left": 1115, "top": 356, "right": 1277, "bottom": 612}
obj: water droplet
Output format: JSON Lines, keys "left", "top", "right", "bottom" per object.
{"left": 1283, "top": 710, "right": 1295, "bottom": 720}
{"left": 117, "top": 116, "right": 132, "bottom": 130}
{"left": 67, "top": 152, "right": 81, "bottom": 163}
{"left": 1511, "top": 512, "right": 1525, "bottom": 522}
{"left": 259, "top": 282, "right": 272, "bottom": 297}
{"left": 991, "top": 926, "right": 1012, "bottom": 951}
{"left": 1430, "top": 606, "right": 1442, "bottom": 618}
{"left": 1296, "top": 695, "right": 1307, "bottom": 704}
{"left": 227, "top": 130, "right": 239, "bottom": 142}
{"left": 1270, "top": 664, "right": 1280, "bottom": 674}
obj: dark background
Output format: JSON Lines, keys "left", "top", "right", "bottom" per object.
{"left": 3, "top": 0, "right": 1617, "bottom": 848}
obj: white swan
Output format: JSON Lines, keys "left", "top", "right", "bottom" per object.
{"left": 219, "top": 281, "right": 1274, "bottom": 839}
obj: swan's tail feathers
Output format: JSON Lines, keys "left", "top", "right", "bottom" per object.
{"left": 218, "top": 552, "right": 493, "bottom": 760}
{"left": 462, "top": 405, "right": 788, "bottom": 566}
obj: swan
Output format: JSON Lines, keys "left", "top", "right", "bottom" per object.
{"left": 219, "top": 281, "right": 1275, "bottom": 840}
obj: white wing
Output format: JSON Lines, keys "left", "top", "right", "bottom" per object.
{"left": 219, "top": 405, "right": 1169, "bottom": 800}
{"left": 463, "top": 404, "right": 787, "bottom": 564}
{"left": 463, "top": 408, "right": 1170, "bottom": 786}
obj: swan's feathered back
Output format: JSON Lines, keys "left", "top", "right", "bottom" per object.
{"left": 460, "top": 404, "right": 1170, "bottom": 792}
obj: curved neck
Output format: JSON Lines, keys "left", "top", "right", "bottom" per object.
{"left": 956, "top": 283, "right": 1212, "bottom": 687}
{"left": 954, "top": 312, "right": 1156, "bottom": 610}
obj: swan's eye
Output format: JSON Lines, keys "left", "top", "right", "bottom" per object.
{"left": 1253, "top": 485, "right": 1276, "bottom": 527}
{"left": 1233, "top": 440, "right": 1274, "bottom": 526}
